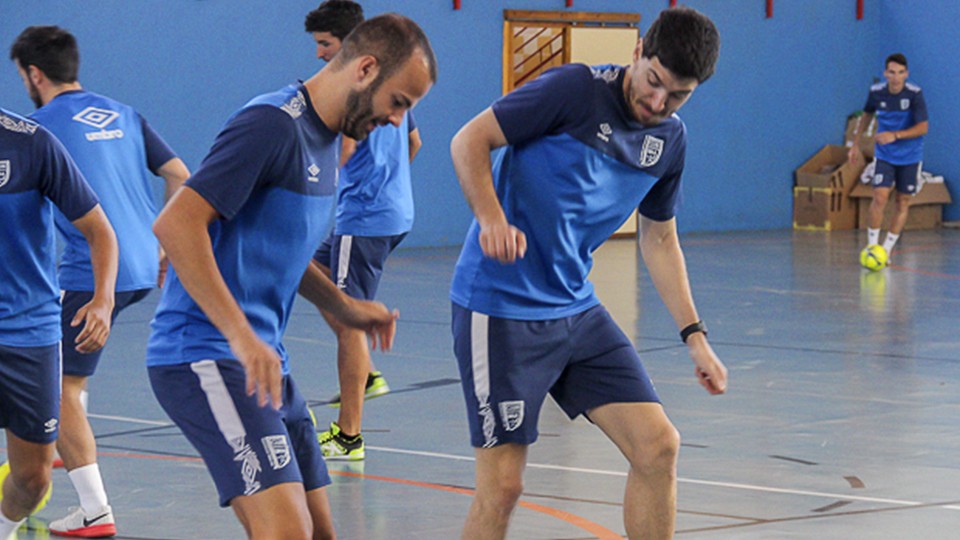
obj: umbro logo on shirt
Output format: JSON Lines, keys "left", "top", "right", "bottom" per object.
{"left": 596, "top": 123, "right": 613, "bottom": 142}
{"left": 72, "top": 107, "right": 124, "bottom": 142}
{"left": 307, "top": 163, "right": 320, "bottom": 183}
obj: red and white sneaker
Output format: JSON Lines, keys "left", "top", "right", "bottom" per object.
{"left": 49, "top": 504, "right": 116, "bottom": 538}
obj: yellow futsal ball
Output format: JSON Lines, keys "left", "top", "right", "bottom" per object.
{"left": 0, "top": 461, "right": 53, "bottom": 514}
{"left": 860, "top": 244, "right": 888, "bottom": 272}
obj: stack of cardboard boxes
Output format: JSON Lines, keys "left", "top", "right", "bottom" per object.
{"left": 793, "top": 114, "right": 951, "bottom": 231}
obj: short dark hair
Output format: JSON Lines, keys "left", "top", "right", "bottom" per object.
{"left": 10, "top": 25, "right": 80, "bottom": 84}
{"left": 886, "top": 53, "right": 908, "bottom": 69}
{"left": 642, "top": 7, "right": 719, "bottom": 84}
{"left": 334, "top": 13, "right": 438, "bottom": 84}
{"left": 304, "top": 0, "right": 365, "bottom": 40}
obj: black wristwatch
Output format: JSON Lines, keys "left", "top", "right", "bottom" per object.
{"left": 680, "top": 320, "right": 707, "bottom": 343}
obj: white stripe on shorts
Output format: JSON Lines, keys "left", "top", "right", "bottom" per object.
{"left": 190, "top": 360, "right": 248, "bottom": 452}
{"left": 336, "top": 235, "right": 354, "bottom": 290}
{"left": 470, "top": 312, "right": 498, "bottom": 447}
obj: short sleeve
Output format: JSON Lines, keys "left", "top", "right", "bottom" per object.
{"left": 34, "top": 127, "right": 99, "bottom": 221}
{"left": 863, "top": 89, "right": 878, "bottom": 114}
{"left": 186, "top": 106, "right": 295, "bottom": 220}
{"left": 492, "top": 64, "right": 593, "bottom": 146}
{"left": 639, "top": 134, "right": 686, "bottom": 221}
{"left": 139, "top": 114, "right": 177, "bottom": 174}
{"left": 911, "top": 90, "right": 928, "bottom": 123}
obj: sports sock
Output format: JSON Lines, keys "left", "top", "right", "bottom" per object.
{"left": 882, "top": 232, "right": 900, "bottom": 253}
{"left": 868, "top": 228, "right": 880, "bottom": 246}
{"left": 0, "top": 509, "right": 25, "bottom": 540}
{"left": 68, "top": 463, "right": 109, "bottom": 514}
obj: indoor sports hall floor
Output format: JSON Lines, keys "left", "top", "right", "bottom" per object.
{"left": 4, "top": 228, "right": 960, "bottom": 539}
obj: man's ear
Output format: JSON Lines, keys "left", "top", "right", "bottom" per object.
{"left": 633, "top": 38, "right": 644, "bottom": 63}
{"left": 353, "top": 55, "right": 380, "bottom": 90}
{"left": 27, "top": 64, "right": 46, "bottom": 86}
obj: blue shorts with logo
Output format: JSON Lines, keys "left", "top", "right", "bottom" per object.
{"left": 451, "top": 303, "right": 659, "bottom": 448}
{"left": 313, "top": 233, "right": 407, "bottom": 300}
{"left": 61, "top": 288, "right": 151, "bottom": 377}
{"left": 873, "top": 159, "right": 921, "bottom": 194}
{"left": 149, "top": 359, "right": 331, "bottom": 507}
{"left": 0, "top": 343, "right": 61, "bottom": 444}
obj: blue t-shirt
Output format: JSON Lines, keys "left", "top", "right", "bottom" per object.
{"left": 0, "top": 108, "right": 99, "bottom": 346}
{"left": 30, "top": 90, "right": 177, "bottom": 292}
{"left": 450, "top": 64, "right": 686, "bottom": 320}
{"left": 336, "top": 111, "right": 417, "bottom": 236}
{"left": 864, "top": 81, "right": 927, "bottom": 165}
{"left": 146, "top": 84, "right": 338, "bottom": 374}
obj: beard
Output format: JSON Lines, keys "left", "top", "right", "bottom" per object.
{"left": 341, "top": 77, "right": 389, "bottom": 140}
{"left": 28, "top": 79, "right": 43, "bottom": 109}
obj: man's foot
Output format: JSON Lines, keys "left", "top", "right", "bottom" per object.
{"left": 327, "top": 371, "right": 390, "bottom": 408}
{"left": 318, "top": 422, "right": 365, "bottom": 461}
{"left": 49, "top": 504, "right": 116, "bottom": 538}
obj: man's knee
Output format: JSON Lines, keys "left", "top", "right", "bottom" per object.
{"left": 627, "top": 425, "right": 680, "bottom": 474}
{"left": 8, "top": 464, "right": 51, "bottom": 504}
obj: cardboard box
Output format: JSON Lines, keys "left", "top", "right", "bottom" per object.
{"left": 844, "top": 113, "right": 876, "bottom": 160}
{"left": 850, "top": 180, "right": 952, "bottom": 230}
{"left": 795, "top": 145, "right": 864, "bottom": 195}
{"left": 793, "top": 186, "right": 859, "bottom": 231}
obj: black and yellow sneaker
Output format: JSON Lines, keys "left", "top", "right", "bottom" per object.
{"left": 318, "top": 421, "right": 365, "bottom": 461}
{"left": 327, "top": 371, "right": 390, "bottom": 408}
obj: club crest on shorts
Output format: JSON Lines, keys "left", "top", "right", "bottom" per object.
{"left": 639, "top": 135, "right": 664, "bottom": 167}
{"left": 498, "top": 400, "right": 524, "bottom": 432}
{"left": 0, "top": 160, "right": 9, "bottom": 188}
{"left": 261, "top": 435, "right": 292, "bottom": 470}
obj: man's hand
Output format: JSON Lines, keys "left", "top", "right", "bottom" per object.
{"left": 686, "top": 334, "right": 728, "bottom": 395}
{"left": 479, "top": 222, "right": 527, "bottom": 263}
{"left": 335, "top": 298, "right": 399, "bottom": 351}
{"left": 875, "top": 131, "right": 897, "bottom": 145}
{"left": 230, "top": 332, "right": 284, "bottom": 410}
{"left": 72, "top": 298, "right": 113, "bottom": 353}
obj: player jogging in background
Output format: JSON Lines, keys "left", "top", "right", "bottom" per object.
{"left": 0, "top": 107, "right": 117, "bottom": 540}
{"left": 848, "top": 53, "right": 928, "bottom": 265}
{"left": 449, "top": 7, "right": 727, "bottom": 539}
{"left": 305, "top": 0, "right": 424, "bottom": 461}
{"left": 10, "top": 26, "right": 190, "bottom": 537}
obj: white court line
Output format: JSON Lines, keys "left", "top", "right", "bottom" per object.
{"left": 366, "top": 445, "right": 960, "bottom": 511}
{"left": 87, "top": 413, "right": 172, "bottom": 427}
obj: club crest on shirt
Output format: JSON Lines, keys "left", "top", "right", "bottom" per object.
{"left": 499, "top": 400, "right": 524, "bottom": 432}
{"left": 0, "top": 160, "right": 10, "bottom": 188}
{"left": 281, "top": 91, "right": 307, "bottom": 119}
{"left": 639, "top": 135, "right": 664, "bottom": 167}
{"left": 901, "top": 98, "right": 910, "bottom": 110}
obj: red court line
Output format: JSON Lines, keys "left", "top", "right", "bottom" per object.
{"left": 2, "top": 448, "right": 621, "bottom": 538}
{"left": 335, "top": 470, "right": 622, "bottom": 539}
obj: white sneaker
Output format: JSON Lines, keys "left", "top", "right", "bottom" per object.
{"left": 49, "top": 505, "right": 116, "bottom": 538}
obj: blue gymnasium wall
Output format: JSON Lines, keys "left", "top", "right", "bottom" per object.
{"left": 5, "top": 0, "right": 927, "bottom": 247}
{"left": 878, "top": 1, "right": 960, "bottom": 222}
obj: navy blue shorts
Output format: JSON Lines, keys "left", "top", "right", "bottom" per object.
{"left": 451, "top": 303, "right": 659, "bottom": 448}
{"left": 61, "top": 288, "right": 150, "bottom": 377}
{"left": 149, "top": 360, "right": 331, "bottom": 507}
{"left": 872, "top": 159, "right": 921, "bottom": 194}
{"left": 0, "top": 343, "right": 61, "bottom": 444}
{"left": 313, "top": 233, "right": 407, "bottom": 300}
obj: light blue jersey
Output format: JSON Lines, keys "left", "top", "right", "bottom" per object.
{"left": 864, "top": 81, "right": 927, "bottom": 165}
{"left": 336, "top": 111, "right": 417, "bottom": 236}
{"left": 146, "top": 84, "right": 338, "bottom": 374}
{"left": 30, "top": 90, "right": 176, "bottom": 292}
{"left": 451, "top": 64, "right": 685, "bottom": 320}
{"left": 0, "top": 108, "right": 98, "bottom": 346}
